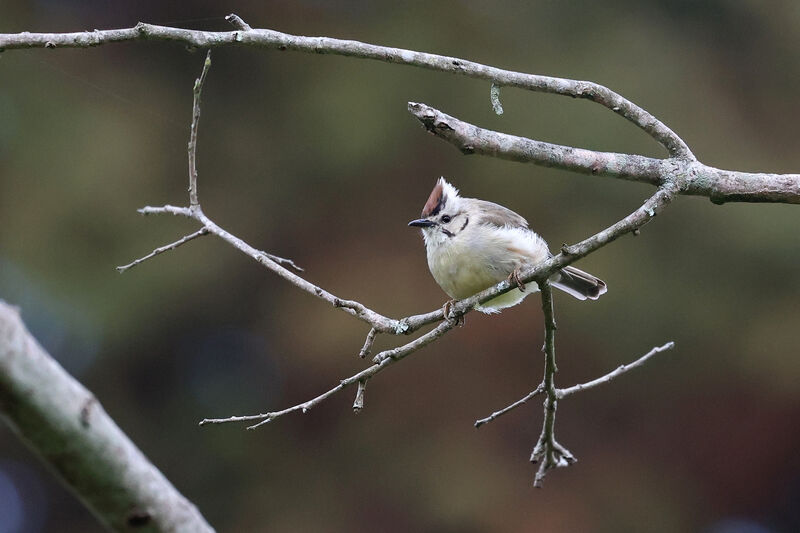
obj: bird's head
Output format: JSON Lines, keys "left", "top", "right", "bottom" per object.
{"left": 408, "top": 177, "right": 470, "bottom": 246}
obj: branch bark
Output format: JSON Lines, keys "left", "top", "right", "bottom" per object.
{"left": 529, "top": 281, "right": 576, "bottom": 487}
{"left": 0, "top": 17, "right": 690, "bottom": 157}
{"left": 408, "top": 102, "right": 800, "bottom": 204}
{"left": 0, "top": 301, "right": 214, "bottom": 532}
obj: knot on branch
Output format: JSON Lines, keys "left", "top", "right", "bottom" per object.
{"left": 560, "top": 243, "right": 579, "bottom": 256}
{"left": 392, "top": 320, "right": 410, "bottom": 335}
{"left": 574, "top": 82, "right": 598, "bottom": 101}
{"left": 407, "top": 102, "right": 454, "bottom": 135}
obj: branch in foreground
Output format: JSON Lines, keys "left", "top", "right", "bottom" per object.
{"left": 0, "top": 15, "right": 690, "bottom": 158}
{"left": 408, "top": 102, "right": 800, "bottom": 205}
{"left": 0, "top": 301, "right": 214, "bottom": 532}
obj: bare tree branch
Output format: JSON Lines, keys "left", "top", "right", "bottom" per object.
{"left": 475, "top": 342, "right": 675, "bottom": 430}
{"left": 0, "top": 301, "right": 214, "bottom": 532}
{"left": 475, "top": 341, "right": 675, "bottom": 428}
{"left": 358, "top": 327, "right": 378, "bottom": 358}
{"left": 188, "top": 51, "right": 211, "bottom": 207}
{"left": 116, "top": 228, "right": 209, "bottom": 273}
{"left": 408, "top": 102, "right": 800, "bottom": 205}
{"left": 529, "top": 281, "right": 576, "bottom": 487}
{"left": 352, "top": 379, "right": 367, "bottom": 413}
{"left": 224, "top": 14, "right": 252, "bottom": 32}
{"left": 558, "top": 342, "right": 675, "bottom": 399}
{"left": 474, "top": 384, "right": 545, "bottom": 428}
{"left": 199, "top": 320, "right": 455, "bottom": 429}
{"left": 0, "top": 16, "right": 691, "bottom": 158}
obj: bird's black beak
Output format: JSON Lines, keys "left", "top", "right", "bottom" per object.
{"left": 408, "top": 218, "right": 436, "bottom": 228}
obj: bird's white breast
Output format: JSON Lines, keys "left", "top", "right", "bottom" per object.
{"left": 425, "top": 224, "right": 550, "bottom": 312}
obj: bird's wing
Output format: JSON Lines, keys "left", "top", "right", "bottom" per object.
{"left": 472, "top": 199, "right": 529, "bottom": 229}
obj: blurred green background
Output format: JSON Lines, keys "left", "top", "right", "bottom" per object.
{"left": 1, "top": 1, "right": 799, "bottom": 532}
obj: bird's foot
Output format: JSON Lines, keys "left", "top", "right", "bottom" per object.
{"left": 508, "top": 267, "right": 526, "bottom": 292}
{"left": 442, "top": 299, "right": 465, "bottom": 327}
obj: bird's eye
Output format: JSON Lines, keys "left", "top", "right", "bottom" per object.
{"left": 441, "top": 215, "right": 452, "bottom": 223}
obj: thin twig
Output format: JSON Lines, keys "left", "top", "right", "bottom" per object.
{"left": 138, "top": 205, "right": 192, "bottom": 217}
{"left": 199, "top": 320, "right": 455, "bottom": 428}
{"left": 262, "top": 251, "right": 303, "bottom": 272}
{"left": 188, "top": 50, "right": 211, "bottom": 207}
{"left": 116, "top": 228, "right": 209, "bottom": 273}
{"left": 474, "top": 342, "right": 675, "bottom": 431}
{"left": 358, "top": 328, "right": 378, "bottom": 358}
{"left": 558, "top": 342, "right": 675, "bottom": 399}
{"left": 531, "top": 280, "right": 576, "bottom": 488}
{"left": 474, "top": 383, "right": 544, "bottom": 428}
{"left": 352, "top": 379, "right": 367, "bottom": 413}
{"left": 224, "top": 14, "right": 252, "bottom": 31}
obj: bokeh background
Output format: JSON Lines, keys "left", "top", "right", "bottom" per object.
{"left": 2, "top": 1, "right": 799, "bottom": 532}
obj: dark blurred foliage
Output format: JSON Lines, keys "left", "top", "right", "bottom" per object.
{"left": 1, "top": 1, "right": 799, "bottom": 532}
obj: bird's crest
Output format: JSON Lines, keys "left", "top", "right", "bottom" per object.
{"left": 421, "top": 177, "right": 459, "bottom": 217}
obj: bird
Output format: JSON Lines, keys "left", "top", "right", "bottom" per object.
{"left": 408, "top": 177, "right": 607, "bottom": 314}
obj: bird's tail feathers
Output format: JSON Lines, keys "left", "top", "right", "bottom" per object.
{"left": 551, "top": 266, "right": 607, "bottom": 301}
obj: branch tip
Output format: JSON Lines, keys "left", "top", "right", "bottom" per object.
{"left": 225, "top": 14, "right": 253, "bottom": 31}
{"left": 116, "top": 228, "right": 209, "bottom": 273}
{"left": 353, "top": 380, "right": 367, "bottom": 413}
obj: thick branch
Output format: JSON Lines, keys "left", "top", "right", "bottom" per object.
{"left": 0, "top": 17, "right": 690, "bottom": 157}
{"left": 409, "top": 102, "right": 800, "bottom": 204}
{"left": 0, "top": 301, "right": 214, "bottom": 532}
{"left": 409, "top": 102, "right": 666, "bottom": 185}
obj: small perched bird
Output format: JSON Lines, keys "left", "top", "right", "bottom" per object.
{"left": 409, "top": 177, "right": 607, "bottom": 313}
